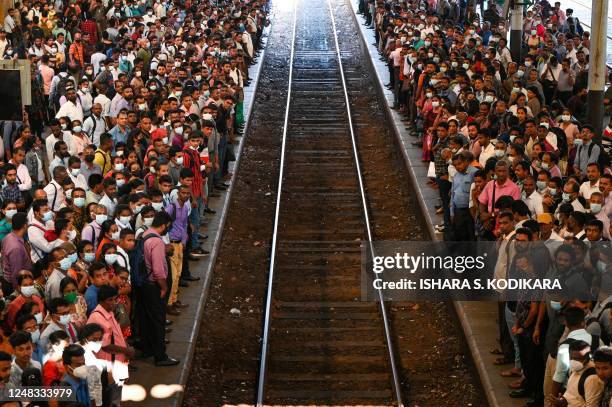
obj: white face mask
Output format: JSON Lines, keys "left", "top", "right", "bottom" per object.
{"left": 72, "top": 365, "right": 89, "bottom": 380}
{"left": 569, "top": 360, "right": 584, "bottom": 372}
{"left": 4, "top": 209, "right": 17, "bottom": 220}
{"left": 59, "top": 314, "right": 71, "bottom": 326}
{"left": 96, "top": 214, "right": 107, "bottom": 224}
{"left": 119, "top": 216, "right": 131, "bottom": 225}
{"left": 88, "top": 340, "right": 103, "bottom": 353}
{"left": 151, "top": 202, "right": 164, "bottom": 212}
{"left": 143, "top": 217, "right": 154, "bottom": 227}
{"left": 21, "top": 285, "right": 38, "bottom": 297}
{"left": 176, "top": 156, "right": 184, "bottom": 165}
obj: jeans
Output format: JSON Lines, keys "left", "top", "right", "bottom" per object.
{"left": 505, "top": 303, "right": 522, "bottom": 370}
{"left": 189, "top": 196, "right": 204, "bottom": 250}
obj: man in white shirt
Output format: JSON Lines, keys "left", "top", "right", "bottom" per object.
{"left": 522, "top": 176, "right": 544, "bottom": 216}
{"left": 477, "top": 130, "right": 496, "bottom": 167}
{"left": 10, "top": 147, "right": 32, "bottom": 194}
{"left": 27, "top": 200, "right": 64, "bottom": 262}
{"left": 580, "top": 163, "right": 601, "bottom": 200}
{"left": 55, "top": 87, "right": 84, "bottom": 122}
{"left": 82, "top": 103, "right": 107, "bottom": 146}
{"left": 43, "top": 166, "right": 68, "bottom": 212}
{"left": 98, "top": 178, "right": 118, "bottom": 217}
{"left": 590, "top": 192, "right": 611, "bottom": 240}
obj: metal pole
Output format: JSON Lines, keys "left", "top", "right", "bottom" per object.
{"left": 510, "top": 0, "right": 523, "bottom": 62}
{"left": 587, "top": 0, "right": 608, "bottom": 137}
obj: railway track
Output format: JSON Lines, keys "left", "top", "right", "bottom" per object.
{"left": 185, "top": 0, "right": 485, "bottom": 405}
{"left": 255, "top": 0, "right": 403, "bottom": 405}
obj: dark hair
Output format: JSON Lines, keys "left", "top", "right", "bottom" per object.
{"left": 78, "top": 323, "right": 104, "bottom": 343}
{"left": 564, "top": 306, "right": 586, "bottom": 327}
{"left": 9, "top": 331, "right": 32, "bottom": 348}
{"left": 62, "top": 344, "right": 85, "bottom": 366}
{"left": 59, "top": 276, "right": 77, "bottom": 294}
{"left": 152, "top": 211, "right": 172, "bottom": 227}
{"left": 89, "top": 261, "right": 107, "bottom": 278}
{"left": 48, "top": 330, "right": 69, "bottom": 345}
{"left": 593, "top": 347, "right": 612, "bottom": 363}
{"left": 15, "top": 313, "right": 36, "bottom": 331}
{"left": 47, "top": 297, "right": 69, "bottom": 314}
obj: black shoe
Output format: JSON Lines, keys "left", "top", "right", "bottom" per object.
{"left": 525, "top": 400, "right": 543, "bottom": 407}
{"left": 155, "top": 357, "right": 180, "bottom": 367}
{"left": 509, "top": 389, "right": 530, "bottom": 398}
{"left": 204, "top": 207, "right": 216, "bottom": 214}
{"left": 179, "top": 279, "right": 190, "bottom": 287}
{"left": 214, "top": 184, "right": 227, "bottom": 190}
{"left": 198, "top": 233, "right": 209, "bottom": 240}
{"left": 182, "top": 275, "right": 200, "bottom": 282}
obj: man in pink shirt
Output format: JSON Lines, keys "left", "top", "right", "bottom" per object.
{"left": 138, "top": 211, "right": 180, "bottom": 366}
{"left": 38, "top": 55, "right": 55, "bottom": 121}
{"left": 478, "top": 160, "right": 521, "bottom": 223}
{"left": 87, "top": 285, "right": 133, "bottom": 404}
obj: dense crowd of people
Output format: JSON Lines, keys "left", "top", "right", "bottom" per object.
{"left": 0, "top": 0, "right": 268, "bottom": 404}
{"left": 359, "top": 0, "right": 612, "bottom": 406}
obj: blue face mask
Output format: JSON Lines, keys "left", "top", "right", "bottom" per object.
{"left": 68, "top": 253, "right": 78, "bottom": 264}
{"left": 536, "top": 181, "right": 547, "bottom": 191}
{"left": 59, "top": 257, "right": 72, "bottom": 271}
{"left": 42, "top": 211, "right": 53, "bottom": 222}
{"left": 83, "top": 253, "right": 95, "bottom": 263}
{"left": 550, "top": 300, "right": 562, "bottom": 311}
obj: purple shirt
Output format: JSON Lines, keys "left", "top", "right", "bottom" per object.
{"left": 2, "top": 232, "right": 32, "bottom": 287}
{"left": 143, "top": 229, "right": 167, "bottom": 282}
{"left": 164, "top": 200, "right": 190, "bottom": 244}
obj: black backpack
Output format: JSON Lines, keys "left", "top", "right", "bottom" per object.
{"left": 577, "top": 367, "right": 597, "bottom": 400}
{"left": 129, "top": 233, "right": 163, "bottom": 287}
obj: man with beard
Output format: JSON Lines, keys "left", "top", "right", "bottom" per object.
{"left": 55, "top": 86, "right": 84, "bottom": 122}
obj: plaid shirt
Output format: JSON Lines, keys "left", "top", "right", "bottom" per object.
{"left": 0, "top": 183, "right": 23, "bottom": 204}
{"left": 433, "top": 136, "right": 450, "bottom": 177}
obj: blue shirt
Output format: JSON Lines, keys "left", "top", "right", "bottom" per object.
{"left": 451, "top": 166, "right": 478, "bottom": 216}
{"left": 84, "top": 285, "right": 99, "bottom": 316}
{"left": 108, "top": 125, "right": 129, "bottom": 147}
{"left": 62, "top": 374, "right": 92, "bottom": 407}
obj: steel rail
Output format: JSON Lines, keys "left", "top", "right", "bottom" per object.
{"left": 256, "top": 0, "right": 404, "bottom": 405}
{"left": 326, "top": 0, "right": 404, "bottom": 405}
{"left": 255, "top": 0, "right": 298, "bottom": 405}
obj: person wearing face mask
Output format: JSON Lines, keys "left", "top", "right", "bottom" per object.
{"left": 27, "top": 200, "right": 67, "bottom": 263}
{"left": 40, "top": 297, "right": 79, "bottom": 350}
{"left": 60, "top": 276, "right": 88, "bottom": 329}
{"left": 135, "top": 205, "right": 155, "bottom": 239}
{"left": 95, "top": 222, "right": 119, "bottom": 261}
{"left": 0, "top": 200, "right": 17, "bottom": 243}
{"left": 5, "top": 274, "right": 45, "bottom": 330}
{"left": 42, "top": 330, "right": 69, "bottom": 386}
{"left": 138, "top": 211, "right": 179, "bottom": 366}
{"left": 87, "top": 284, "right": 133, "bottom": 397}
{"left": 556, "top": 340, "right": 604, "bottom": 406}
{"left": 114, "top": 205, "right": 133, "bottom": 231}
{"left": 60, "top": 344, "right": 94, "bottom": 407}
{"left": 588, "top": 192, "right": 611, "bottom": 240}
{"left": 15, "top": 313, "right": 43, "bottom": 365}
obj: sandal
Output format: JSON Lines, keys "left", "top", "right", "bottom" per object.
{"left": 508, "top": 378, "right": 525, "bottom": 389}
{"left": 489, "top": 347, "right": 504, "bottom": 355}
{"left": 493, "top": 356, "right": 513, "bottom": 365}
{"left": 501, "top": 368, "right": 522, "bottom": 377}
